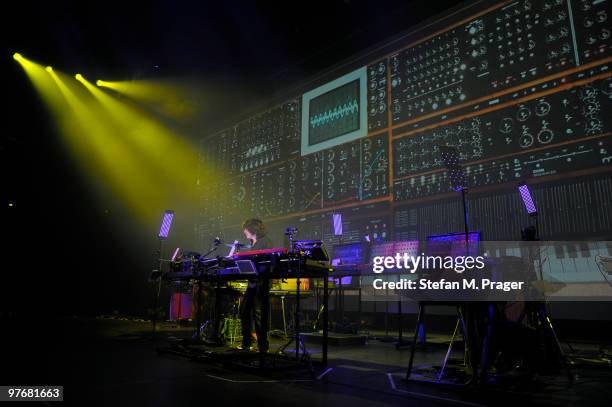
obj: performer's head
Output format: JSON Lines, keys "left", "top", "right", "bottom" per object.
{"left": 242, "top": 218, "right": 266, "bottom": 242}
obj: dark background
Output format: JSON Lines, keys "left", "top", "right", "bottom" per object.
{"left": 0, "top": 0, "right": 465, "bottom": 316}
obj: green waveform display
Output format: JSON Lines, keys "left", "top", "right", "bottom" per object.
{"left": 310, "top": 99, "right": 358, "bottom": 128}
{"left": 308, "top": 79, "right": 360, "bottom": 146}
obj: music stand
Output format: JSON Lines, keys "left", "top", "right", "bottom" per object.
{"left": 419, "top": 147, "right": 478, "bottom": 383}
{"left": 151, "top": 210, "right": 174, "bottom": 339}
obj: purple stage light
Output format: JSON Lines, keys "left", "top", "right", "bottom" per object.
{"left": 158, "top": 210, "right": 174, "bottom": 239}
{"left": 518, "top": 182, "right": 537, "bottom": 215}
{"left": 427, "top": 231, "right": 480, "bottom": 243}
{"left": 427, "top": 232, "right": 481, "bottom": 257}
{"left": 171, "top": 247, "right": 180, "bottom": 261}
{"left": 333, "top": 213, "right": 343, "bottom": 236}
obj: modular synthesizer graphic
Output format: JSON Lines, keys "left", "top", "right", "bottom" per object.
{"left": 197, "top": 0, "right": 612, "bottom": 247}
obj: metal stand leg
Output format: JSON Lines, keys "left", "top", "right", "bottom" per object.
{"left": 192, "top": 282, "right": 203, "bottom": 341}
{"left": 538, "top": 304, "right": 573, "bottom": 381}
{"left": 295, "top": 277, "right": 301, "bottom": 360}
{"left": 406, "top": 303, "right": 425, "bottom": 380}
{"left": 275, "top": 275, "right": 314, "bottom": 371}
{"left": 358, "top": 277, "right": 363, "bottom": 334}
{"left": 152, "top": 276, "right": 163, "bottom": 339}
{"left": 461, "top": 304, "right": 478, "bottom": 386}
{"left": 396, "top": 300, "right": 413, "bottom": 349}
{"left": 280, "top": 295, "right": 288, "bottom": 339}
{"left": 323, "top": 275, "right": 329, "bottom": 369}
{"left": 437, "top": 317, "right": 461, "bottom": 381}
{"left": 152, "top": 239, "right": 164, "bottom": 339}
{"left": 259, "top": 279, "right": 271, "bottom": 367}
{"left": 212, "top": 281, "right": 223, "bottom": 344}
{"left": 479, "top": 303, "right": 495, "bottom": 384}
{"left": 398, "top": 300, "right": 402, "bottom": 342}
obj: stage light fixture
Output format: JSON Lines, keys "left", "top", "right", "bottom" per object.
{"left": 158, "top": 210, "right": 174, "bottom": 240}
{"left": 518, "top": 182, "right": 537, "bottom": 216}
{"left": 96, "top": 80, "right": 102, "bottom": 86}
{"left": 333, "top": 213, "right": 343, "bottom": 236}
{"left": 75, "top": 73, "right": 83, "bottom": 81}
{"left": 45, "top": 66, "right": 53, "bottom": 72}
{"left": 13, "top": 52, "right": 22, "bottom": 61}
{"left": 171, "top": 247, "right": 180, "bottom": 262}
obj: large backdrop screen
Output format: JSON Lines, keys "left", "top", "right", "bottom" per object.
{"left": 196, "top": 0, "right": 612, "bottom": 254}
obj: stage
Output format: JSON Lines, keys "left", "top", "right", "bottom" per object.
{"left": 3, "top": 316, "right": 609, "bottom": 407}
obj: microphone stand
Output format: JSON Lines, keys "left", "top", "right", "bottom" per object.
{"left": 151, "top": 238, "right": 165, "bottom": 340}
{"left": 201, "top": 239, "right": 221, "bottom": 259}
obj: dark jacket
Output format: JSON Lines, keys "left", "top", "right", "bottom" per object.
{"left": 246, "top": 236, "right": 273, "bottom": 288}
{"left": 250, "top": 236, "right": 273, "bottom": 251}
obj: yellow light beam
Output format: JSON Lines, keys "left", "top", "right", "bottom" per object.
{"left": 96, "top": 79, "right": 195, "bottom": 120}
{"left": 16, "top": 56, "right": 228, "bottom": 225}
{"left": 77, "top": 76, "right": 215, "bottom": 197}
{"left": 44, "top": 68, "right": 172, "bottom": 223}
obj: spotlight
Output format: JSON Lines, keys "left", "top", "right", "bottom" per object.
{"left": 96, "top": 80, "right": 102, "bottom": 86}
{"left": 45, "top": 66, "right": 53, "bottom": 72}
{"left": 13, "top": 52, "right": 22, "bottom": 61}
{"left": 75, "top": 73, "right": 83, "bottom": 81}
{"left": 518, "top": 182, "right": 537, "bottom": 216}
{"left": 518, "top": 182, "right": 539, "bottom": 241}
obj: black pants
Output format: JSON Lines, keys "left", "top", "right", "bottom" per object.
{"left": 240, "top": 280, "right": 270, "bottom": 351}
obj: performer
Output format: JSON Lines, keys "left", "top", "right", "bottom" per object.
{"left": 239, "top": 218, "right": 273, "bottom": 351}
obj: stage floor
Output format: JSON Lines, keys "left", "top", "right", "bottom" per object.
{"left": 1, "top": 316, "right": 610, "bottom": 406}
